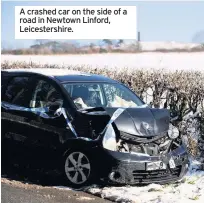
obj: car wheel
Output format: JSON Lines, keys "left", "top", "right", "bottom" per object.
{"left": 63, "top": 150, "right": 93, "bottom": 187}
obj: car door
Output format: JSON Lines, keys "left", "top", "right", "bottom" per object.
{"left": 1, "top": 75, "right": 36, "bottom": 164}
{"left": 23, "top": 77, "right": 75, "bottom": 169}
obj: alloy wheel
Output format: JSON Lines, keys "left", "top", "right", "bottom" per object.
{"left": 64, "top": 152, "right": 91, "bottom": 185}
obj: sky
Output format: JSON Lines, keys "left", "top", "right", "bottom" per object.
{"left": 1, "top": 1, "right": 204, "bottom": 49}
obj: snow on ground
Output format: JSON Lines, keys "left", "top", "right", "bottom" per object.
{"left": 53, "top": 162, "right": 204, "bottom": 203}
{"left": 86, "top": 177, "right": 204, "bottom": 203}
{"left": 85, "top": 162, "right": 204, "bottom": 203}
{"left": 2, "top": 52, "right": 204, "bottom": 72}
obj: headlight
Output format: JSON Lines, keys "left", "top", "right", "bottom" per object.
{"left": 102, "top": 124, "right": 117, "bottom": 151}
{"left": 168, "top": 123, "right": 179, "bottom": 139}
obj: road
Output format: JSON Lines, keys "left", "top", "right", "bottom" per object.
{"left": 1, "top": 181, "right": 111, "bottom": 203}
{"left": 1, "top": 162, "right": 111, "bottom": 203}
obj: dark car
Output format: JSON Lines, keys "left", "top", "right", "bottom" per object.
{"left": 1, "top": 69, "right": 189, "bottom": 187}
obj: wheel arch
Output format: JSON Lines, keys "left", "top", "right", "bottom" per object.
{"left": 60, "top": 138, "right": 100, "bottom": 157}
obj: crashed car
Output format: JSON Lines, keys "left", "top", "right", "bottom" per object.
{"left": 1, "top": 69, "right": 189, "bottom": 187}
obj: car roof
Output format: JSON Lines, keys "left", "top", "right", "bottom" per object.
{"left": 2, "top": 68, "right": 117, "bottom": 83}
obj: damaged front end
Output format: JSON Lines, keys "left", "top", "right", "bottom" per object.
{"left": 81, "top": 107, "right": 189, "bottom": 185}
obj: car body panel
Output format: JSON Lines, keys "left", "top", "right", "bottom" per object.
{"left": 105, "top": 107, "right": 170, "bottom": 137}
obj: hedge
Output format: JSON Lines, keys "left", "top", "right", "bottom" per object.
{"left": 1, "top": 61, "right": 204, "bottom": 162}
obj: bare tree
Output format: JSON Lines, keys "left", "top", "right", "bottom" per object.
{"left": 102, "top": 39, "right": 113, "bottom": 45}
{"left": 118, "top": 39, "right": 124, "bottom": 45}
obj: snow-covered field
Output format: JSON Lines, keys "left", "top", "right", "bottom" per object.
{"left": 2, "top": 52, "right": 204, "bottom": 72}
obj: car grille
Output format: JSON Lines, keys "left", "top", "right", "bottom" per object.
{"left": 119, "top": 131, "right": 170, "bottom": 156}
{"left": 120, "top": 131, "right": 167, "bottom": 144}
{"left": 132, "top": 166, "right": 181, "bottom": 183}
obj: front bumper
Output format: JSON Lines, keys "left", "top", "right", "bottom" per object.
{"left": 101, "top": 145, "right": 189, "bottom": 185}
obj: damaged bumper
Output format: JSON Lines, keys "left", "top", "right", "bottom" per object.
{"left": 102, "top": 145, "right": 189, "bottom": 185}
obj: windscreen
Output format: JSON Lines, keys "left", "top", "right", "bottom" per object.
{"left": 63, "top": 83, "right": 145, "bottom": 109}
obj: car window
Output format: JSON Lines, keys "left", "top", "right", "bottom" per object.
{"left": 3, "top": 76, "right": 33, "bottom": 107}
{"left": 63, "top": 83, "right": 144, "bottom": 109}
{"left": 63, "top": 83, "right": 105, "bottom": 109}
{"left": 102, "top": 84, "right": 143, "bottom": 108}
{"left": 31, "top": 79, "right": 63, "bottom": 108}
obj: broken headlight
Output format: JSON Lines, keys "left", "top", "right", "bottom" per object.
{"left": 168, "top": 123, "right": 179, "bottom": 139}
{"left": 102, "top": 124, "right": 117, "bottom": 151}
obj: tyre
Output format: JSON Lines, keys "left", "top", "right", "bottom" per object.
{"left": 62, "top": 150, "right": 94, "bottom": 188}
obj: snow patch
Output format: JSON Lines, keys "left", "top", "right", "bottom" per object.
{"left": 85, "top": 163, "right": 204, "bottom": 203}
{"left": 52, "top": 163, "right": 204, "bottom": 203}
